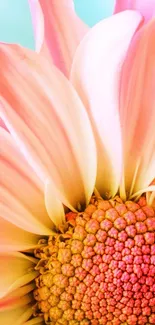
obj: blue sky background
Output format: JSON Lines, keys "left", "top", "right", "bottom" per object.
{"left": 0, "top": 0, "right": 115, "bottom": 49}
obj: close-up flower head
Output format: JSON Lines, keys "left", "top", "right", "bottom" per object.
{"left": 0, "top": 0, "right": 155, "bottom": 324}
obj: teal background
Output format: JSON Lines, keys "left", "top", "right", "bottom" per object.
{"left": 0, "top": 0, "right": 114, "bottom": 49}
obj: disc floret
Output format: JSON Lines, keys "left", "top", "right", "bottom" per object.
{"left": 34, "top": 196, "right": 155, "bottom": 325}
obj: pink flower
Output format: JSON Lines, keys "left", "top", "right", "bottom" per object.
{"left": 0, "top": 3, "right": 155, "bottom": 324}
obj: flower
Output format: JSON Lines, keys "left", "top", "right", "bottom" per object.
{"left": 0, "top": 2, "right": 155, "bottom": 325}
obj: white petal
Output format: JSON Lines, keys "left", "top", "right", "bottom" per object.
{"left": 45, "top": 181, "right": 65, "bottom": 226}
{"left": 71, "top": 10, "right": 143, "bottom": 198}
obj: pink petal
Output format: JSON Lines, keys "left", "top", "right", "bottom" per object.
{"left": 28, "top": 0, "right": 89, "bottom": 77}
{"left": 71, "top": 11, "right": 143, "bottom": 198}
{"left": 28, "top": 0, "right": 52, "bottom": 63}
{"left": 28, "top": 0, "right": 44, "bottom": 52}
{"left": 0, "top": 118, "right": 7, "bottom": 129}
{"left": 119, "top": 19, "right": 155, "bottom": 197}
{"left": 114, "top": 0, "right": 155, "bottom": 23}
{"left": 0, "top": 128, "right": 54, "bottom": 235}
{"left": 0, "top": 44, "right": 96, "bottom": 211}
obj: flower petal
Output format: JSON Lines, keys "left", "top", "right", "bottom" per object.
{"left": 0, "top": 127, "right": 54, "bottom": 235}
{"left": 119, "top": 19, "right": 155, "bottom": 198}
{"left": 0, "top": 118, "right": 7, "bottom": 129}
{"left": 16, "top": 306, "right": 34, "bottom": 325}
{"left": 114, "top": 0, "right": 155, "bottom": 23}
{"left": 0, "top": 216, "right": 40, "bottom": 252}
{"left": 71, "top": 11, "right": 143, "bottom": 198}
{"left": 0, "top": 283, "right": 35, "bottom": 311}
{"left": 28, "top": 0, "right": 51, "bottom": 63}
{"left": 0, "top": 252, "right": 37, "bottom": 299}
{"left": 28, "top": 0, "right": 89, "bottom": 76}
{"left": 24, "top": 318, "right": 44, "bottom": 325}
{"left": 0, "top": 292, "right": 33, "bottom": 312}
{"left": 28, "top": 0, "right": 44, "bottom": 52}
{"left": 0, "top": 44, "right": 97, "bottom": 210}
{"left": 45, "top": 181, "right": 65, "bottom": 226}
{"left": 0, "top": 305, "right": 33, "bottom": 325}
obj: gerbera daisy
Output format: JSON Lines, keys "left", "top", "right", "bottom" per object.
{"left": 0, "top": 1, "right": 155, "bottom": 325}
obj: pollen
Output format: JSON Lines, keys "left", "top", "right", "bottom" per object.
{"left": 33, "top": 196, "right": 155, "bottom": 325}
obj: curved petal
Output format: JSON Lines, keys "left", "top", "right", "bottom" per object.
{"left": 45, "top": 181, "right": 65, "bottom": 226}
{"left": 114, "top": 0, "right": 155, "bottom": 23}
{"left": 24, "top": 318, "right": 44, "bottom": 325}
{"left": 0, "top": 293, "right": 32, "bottom": 312}
{"left": 28, "top": 0, "right": 51, "bottom": 62}
{"left": 0, "top": 305, "right": 33, "bottom": 325}
{"left": 0, "top": 189, "right": 53, "bottom": 236}
{"left": 147, "top": 179, "right": 155, "bottom": 207}
{"left": 0, "top": 216, "right": 40, "bottom": 252}
{"left": 0, "top": 128, "right": 54, "bottom": 235}
{"left": 119, "top": 19, "right": 155, "bottom": 198}
{"left": 28, "top": 0, "right": 44, "bottom": 52}
{"left": 0, "top": 44, "right": 97, "bottom": 210}
{"left": 28, "top": 0, "right": 89, "bottom": 76}
{"left": 148, "top": 191, "right": 155, "bottom": 208}
{"left": 71, "top": 11, "right": 143, "bottom": 198}
{"left": 0, "top": 252, "right": 37, "bottom": 299}
{"left": 0, "top": 284, "right": 35, "bottom": 311}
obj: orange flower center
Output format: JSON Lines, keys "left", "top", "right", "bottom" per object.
{"left": 33, "top": 195, "right": 155, "bottom": 325}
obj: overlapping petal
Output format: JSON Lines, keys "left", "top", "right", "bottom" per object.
{"left": 119, "top": 18, "right": 155, "bottom": 198}
{"left": 28, "top": 0, "right": 44, "bottom": 52}
{"left": 0, "top": 44, "right": 97, "bottom": 211}
{"left": 71, "top": 11, "right": 143, "bottom": 198}
{"left": 24, "top": 319, "right": 44, "bottom": 325}
{"left": 0, "top": 118, "right": 7, "bottom": 129}
{"left": 0, "top": 217, "right": 40, "bottom": 252}
{"left": 0, "top": 252, "right": 37, "bottom": 299}
{"left": 45, "top": 181, "right": 65, "bottom": 226}
{"left": 0, "top": 305, "right": 35, "bottom": 325}
{"left": 24, "top": 317, "right": 44, "bottom": 325}
{"left": 0, "top": 284, "right": 35, "bottom": 311}
{"left": 114, "top": 0, "right": 155, "bottom": 23}
{"left": 0, "top": 127, "right": 55, "bottom": 235}
{"left": 0, "top": 293, "right": 43, "bottom": 325}
{"left": 28, "top": 0, "right": 89, "bottom": 76}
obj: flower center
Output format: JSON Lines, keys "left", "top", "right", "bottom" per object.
{"left": 33, "top": 195, "right": 155, "bottom": 325}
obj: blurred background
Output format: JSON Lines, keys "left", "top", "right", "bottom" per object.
{"left": 0, "top": 0, "right": 115, "bottom": 49}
